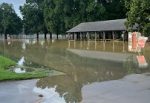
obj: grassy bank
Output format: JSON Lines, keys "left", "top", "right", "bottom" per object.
{"left": 0, "top": 56, "right": 62, "bottom": 81}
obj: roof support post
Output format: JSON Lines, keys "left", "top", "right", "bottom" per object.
{"left": 122, "top": 31, "right": 125, "bottom": 42}
{"left": 122, "top": 31, "right": 125, "bottom": 52}
{"left": 87, "top": 32, "right": 90, "bottom": 41}
{"left": 80, "top": 32, "right": 82, "bottom": 41}
{"left": 95, "top": 32, "right": 97, "bottom": 42}
{"left": 112, "top": 31, "right": 115, "bottom": 41}
{"left": 68, "top": 33, "right": 70, "bottom": 41}
{"left": 95, "top": 32, "right": 97, "bottom": 50}
{"left": 87, "top": 32, "right": 90, "bottom": 50}
{"left": 74, "top": 33, "right": 76, "bottom": 48}
{"left": 80, "top": 32, "right": 83, "bottom": 48}
{"left": 72, "top": 33, "right": 74, "bottom": 40}
{"left": 103, "top": 32, "right": 106, "bottom": 42}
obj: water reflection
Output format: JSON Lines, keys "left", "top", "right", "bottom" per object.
{"left": 14, "top": 56, "right": 26, "bottom": 73}
{"left": 33, "top": 86, "right": 66, "bottom": 103}
{"left": 68, "top": 40, "right": 127, "bottom": 52}
{"left": 0, "top": 39, "right": 150, "bottom": 103}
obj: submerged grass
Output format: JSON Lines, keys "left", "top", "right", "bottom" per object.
{"left": 0, "top": 56, "right": 63, "bottom": 81}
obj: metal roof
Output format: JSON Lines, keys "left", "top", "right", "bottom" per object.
{"left": 67, "top": 19, "right": 127, "bottom": 33}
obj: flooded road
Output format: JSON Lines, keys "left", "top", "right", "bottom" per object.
{"left": 0, "top": 39, "right": 150, "bottom": 103}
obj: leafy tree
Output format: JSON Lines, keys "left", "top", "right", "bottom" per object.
{"left": 0, "top": 3, "right": 22, "bottom": 39}
{"left": 86, "top": 0, "right": 106, "bottom": 21}
{"left": 125, "top": 0, "right": 150, "bottom": 36}
{"left": 20, "top": 3, "right": 43, "bottom": 39}
{"left": 26, "top": 0, "right": 49, "bottom": 39}
{"left": 44, "top": 0, "right": 65, "bottom": 39}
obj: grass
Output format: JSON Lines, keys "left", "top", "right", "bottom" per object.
{"left": 0, "top": 55, "right": 63, "bottom": 81}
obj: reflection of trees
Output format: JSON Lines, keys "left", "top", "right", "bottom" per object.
{"left": 37, "top": 75, "right": 82, "bottom": 103}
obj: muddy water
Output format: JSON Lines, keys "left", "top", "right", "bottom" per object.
{"left": 0, "top": 39, "right": 150, "bottom": 103}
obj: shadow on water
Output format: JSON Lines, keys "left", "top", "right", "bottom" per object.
{"left": 0, "top": 39, "right": 150, "bottom": 103}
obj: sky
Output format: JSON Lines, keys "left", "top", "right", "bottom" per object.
{"left": 0, "top": 0, "right": 26, "bottom": 18}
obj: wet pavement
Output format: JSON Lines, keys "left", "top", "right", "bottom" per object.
{"left": 0, "top": 80, "right": 38, "bottom": 103}
{"left": 81, "top": 73, "right": 150, "bottom": 103}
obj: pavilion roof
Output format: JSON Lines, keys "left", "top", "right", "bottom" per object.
{"left": 67, "top": 19, "right": 130, "bottom": 33}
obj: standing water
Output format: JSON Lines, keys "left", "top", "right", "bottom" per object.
{"left": 0, "top": 39, "right": 150, "bottom": 103}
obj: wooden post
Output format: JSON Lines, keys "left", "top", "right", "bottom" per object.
{"left": 112, "top": 31, "right": 115, "bottom": 41}
{"left": 87, "top": 32, "right": 90, "bottom": 50}
{"left": 122, "top": 31, "right": 125, "bottom": 52}
{"left": 95, "top": 32, "right": 97, "bottom": 50}
{"left": 122, "top": 31, "right": 125, "bottom": 42}
{"left": 73, "top": 33, "right": 74, "bottom": 40}
{"left": 74, "top": 33, "right": 76, "bottom": 48}
{"left": 102, "top": 32, "right": 106, "bottom": 50}
{"left": 112, "top": 31, "right": 115, "bottom": 52}
{"left": 80, "top": 32, "right": 82, "bottom": 40}
{"left": 103, "top": 32, "right": 106, "bottom": 42}
{"left": 87, "top": 32, "right": 90, "bottom": 41}
{"left": 74, "top": 33, "right": 76, "bottom": 40}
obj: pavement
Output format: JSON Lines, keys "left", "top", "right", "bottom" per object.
{"left": 81, "top": 73, "right": 150, "bottom": 103}
{"left": 0, "top": 79, "right": 39, "bottom": 103}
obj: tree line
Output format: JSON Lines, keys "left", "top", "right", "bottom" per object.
{"left": 0, "top": 0, "right": 149, "bottom": 39}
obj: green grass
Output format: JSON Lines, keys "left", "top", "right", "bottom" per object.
{"left": 0, "top": 56, "right": 63, "bottom": 81}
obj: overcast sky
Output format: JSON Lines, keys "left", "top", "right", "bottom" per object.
{"left": 0, "top": 0, "right": 26, "bottom": 18}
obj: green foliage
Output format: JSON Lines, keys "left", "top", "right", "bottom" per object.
{"left": 44, "top": 0, "right": 65, "bottom": 37}
{"left": 1, "top": 0, "right": 127, "bottom": 36}
{"left": 43, "top": 0, "right": 126, "bottom": 35}
{"left": 125, "top": 0, "right": 150, "bottom": 36}
{"left": 20, "top": 3, "right": 42, "bottom": 34}
{"left": 0, "top": 3, "right": 22, "bottom": 35}
{"left": 20, "top": 0, "right": 48, "bottom": 35}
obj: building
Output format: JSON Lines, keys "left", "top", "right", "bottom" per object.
{"left": 67, "top": 19, "right": 131, "bottom": 41}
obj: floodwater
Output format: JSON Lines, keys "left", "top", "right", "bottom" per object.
{"left": 0, "top": 39, "right": 150, "bottom": 103}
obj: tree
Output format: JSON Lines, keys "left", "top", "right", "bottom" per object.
{"left": 86, "top": 0, "right": 106, "bottom": 21}
{"left": 26, "top": 0, "right": 49, "bottom": 39}
{"left": 0, "top": 3, "right": 22, "bottom": 39}
{"left": 20, "top": 3, "right": 43, "bottom": 40}
{"left": 125, "top": 0, "right": 150, "bottom": 36}
{"left": 44, "top": 0, "right": 65, "bottom": 39}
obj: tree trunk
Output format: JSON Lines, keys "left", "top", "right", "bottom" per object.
{"left": 44, "top": 33, "right": 47, "bottom": 40}
{"left": 50, "top": 32, "right": 52, "bottom": 39}
{"left": 57, "top": 33, "right": 58, "bottom": 40}
{"left": 37, "top": 32, "right": 39, "bottom": 40}
{"left": 4, "top": 34, "right": 7, "bottom": 39}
